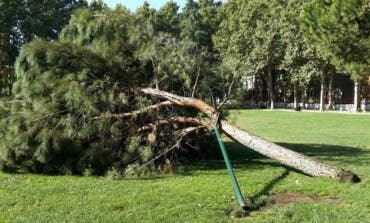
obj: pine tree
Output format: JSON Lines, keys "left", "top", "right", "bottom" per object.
{"left": 0, "top": 6, "right": 207, "bottom": 175}
{"left": 0, "top": 7, "right": 155, "bottom": 175}
{"left": 0, "top": 0, "right": 88, "bottom": 96}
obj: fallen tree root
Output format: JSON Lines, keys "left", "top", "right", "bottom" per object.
{"left": 141, "top": 88, "right": 361, "bottom": 183}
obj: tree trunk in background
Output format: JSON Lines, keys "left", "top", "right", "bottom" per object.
{"left": 155, "top": 74, "right": 159, "bottom": 90}
{"left": 141, "top": 88, "right": 360, "bottom": 183}
{"left": 327, "top": 75, "right": 333, "bottom": 110}
{"left": 7, "top": 61, "right": 13, "bottom": 96}
{"left": 267, "top": 68, "right": 275, "bottom": 109}
{"left": 353, "top": 81, "right": 359, "bottom": 112}
{"left": 302, "top": 86, "right": 307, "bottom": 109}
{"left": 319, "top": 81, "right": 325, "bottom": 112}
{"left": 293, "top": 83, "right": 299, "bottom": 110}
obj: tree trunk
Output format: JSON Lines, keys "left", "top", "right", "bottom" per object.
{"left": 155, "top": 74, "right": 159, "bottom": 90}
{"left": 220, "top": 121, "right": 358, "bottom": 182}
{"left": 301, "top": 86, "right": 307, "bottom": 109}
{"left": 353, "top": 81, "right": 359, "bottom": 112}
{"left": 327, "top": 75, "right": 333, "bottom": 110}
{"left": 293, "top": 83, "right": 299, "bottom": 111}
{"left": 319, "top": 81, "right": 325, "bottom": 112}
{"left": 151, "top": 59, "right": 159, "bottom": 90}
{"left": 141, "top": 88, "right": 360, "bottom": 183}
{"left": 267, "top": 68, "right": 275, "bottom": 109}
{"left": 191, "top": 67, "right": 201, "bottom": 98}
{"left": 7, "top": 62, "right": 13, "bottom": 96}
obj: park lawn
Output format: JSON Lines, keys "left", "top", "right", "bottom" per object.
{"left": 0, "top": 110, "right": 369, "bottom": 223}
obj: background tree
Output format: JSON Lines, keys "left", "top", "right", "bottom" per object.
{"left": 131, "top": 1, "right": 222, "bottom": 101}
{"left": 280, "top": 0, "right": 337, "bottom": 111}
{"left": 215, "top": 0, "right": 289, "bottom": 109}
{"left": 156, "top": 1, "right": 180, "bottom": 36}
{"left": 179, "top": 0, "right": 223, "bottom": 104}
{"left": 300, "top": 0, "right": 370, "bottom": 111}
{"left": 0, "top": 0, "right": 87, "bottom": 96}
{"left": 0, "top": 0, "right": 23, "bottom": 95}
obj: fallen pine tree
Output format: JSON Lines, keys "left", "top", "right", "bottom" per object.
{"left": 0, "top": 40, "right": 360, "bottom": 181}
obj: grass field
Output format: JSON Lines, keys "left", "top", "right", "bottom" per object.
{"left": 0, "top": 110, "right": 369, "bottom": 223}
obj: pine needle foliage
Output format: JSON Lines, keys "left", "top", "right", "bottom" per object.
{"left": 0, "top": 7, "right": 161, "bottom": 175}
{"left": 0, "top": 2, "right": 223, "bottom": 175}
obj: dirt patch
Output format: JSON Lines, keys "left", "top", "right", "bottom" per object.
{"left": 225, "top": 192, "right": 339, "bottom": 218}
{"left": 259, "top": 192, "right": 339, "bottom": 211}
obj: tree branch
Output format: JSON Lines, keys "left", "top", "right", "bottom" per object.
{"left": 217, "top": 70, "right": 237, "bottom": 111}
{"left": 93, "top": 101, "right": 173, "bottom": 120}
{"left": 136, "top": 117, "right": 211, "bottom": 133}
{"left": 138, "top": 126, "right": 205, "bottom": 168}
{"left": 191, "top": 66, "right": 201, "bottom": 98}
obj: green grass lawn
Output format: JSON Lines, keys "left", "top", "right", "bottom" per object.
{"left": 1, "top": 110, "right": 369, "bottom": 223}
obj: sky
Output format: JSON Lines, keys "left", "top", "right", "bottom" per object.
{"left": 92, "top": 0, "right": 227, "bottom": 11}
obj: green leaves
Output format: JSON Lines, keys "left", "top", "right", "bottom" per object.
{"left": 300, "top": 0, "right": 370, "bottom": 79}
{"left": 1, "top": 36, "right": 137, "bottom": 174}
{"left": 0, "top": 0, "right": 88, "bottom": 95}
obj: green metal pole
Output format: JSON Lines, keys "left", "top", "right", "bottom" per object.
{"left": 213, "top": 124, "right": 247, "bottom": 210}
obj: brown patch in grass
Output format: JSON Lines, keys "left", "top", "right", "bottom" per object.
{"left": 259, "top": 192, "right": 339, "bottom": 211}
{"left": 226, "top": 192, "right": 339, "bottom": 219}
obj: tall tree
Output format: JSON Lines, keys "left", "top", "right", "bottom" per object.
{"left": 280, "top": 0, "right": 336, "bottom": 111}
{"left": 0, "top": 0, "right": 24, "bottom": 95}
{"left": 0, "top": 0, "right": 87, "bottom": 96}
{"left": 131, "top": 3, "right": 164, "bottom": 89}
{"left": 215, "top": 0, "right": 288, "bottom": 109}
{"left": 156, "top": 1, "right": 180, "bottom": 36}
{"left": 300, "top": 0, "right": 370, "bottom": 112}
{"left": 20, "top": 0, "right": 88, "bottom": 42}
{"left": 180, "top": 0, "right": 203, "bottom": 43}
{"left": 178, "top": 0, "right": 223, "bottom": 103}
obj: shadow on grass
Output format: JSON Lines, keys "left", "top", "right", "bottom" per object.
{"left": 246, "top": 169, "right": 290, "bottom": 212}
{"left": 190, "top": 141, "right": 369, "bottom": 172}
{"left": 224, "top": 170, "right": 291, "bottom": 217}
{"left": 277, "top": 142, "right": 369, "bottom": 166}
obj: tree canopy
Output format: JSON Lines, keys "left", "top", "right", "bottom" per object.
{"left": 300, "top": 0, "right": 370, "bottom": 80}
{"left": 0, "top": 0, "right": 88, "bottom": 95}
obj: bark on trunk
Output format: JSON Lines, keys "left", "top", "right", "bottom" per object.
{"left": 301, "top": 86, "right": 307, "bottom": 109}
{"left": 267, "top": 68, "right": 275, "bottom": 109}
{"left": 191, "top": 67, "right": 201, "bottom": 98}
{"left": 220, "top": 121, "right": 358, "bottom": 182}
{"left": 353, "top": 81, "right": 359, "bottom": 112}
{"left": 293, "top": 83, "right": 299, "bottom": 111}
{"left": 319, "top": 81, "right": 325, "bottom": 112}
{"left": 151, "top": 59, "right": 159, "bottom": 90}
{"left": 155, "top": 74, "right": 159, "bottom": 90}
{"left": 136, "top": 117, "right": 211, "bottom": 133}
{"left": 93, "top": 101, "right": 174, "bottom": 120}
{"left": 7, "top": 63, "right": 13, "bottom": 96}
{"left": 327, "top": 75, "right": 333, "bottom": 110}
{"left": 141, "top": 88, "right": 360, "bottom": 183}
